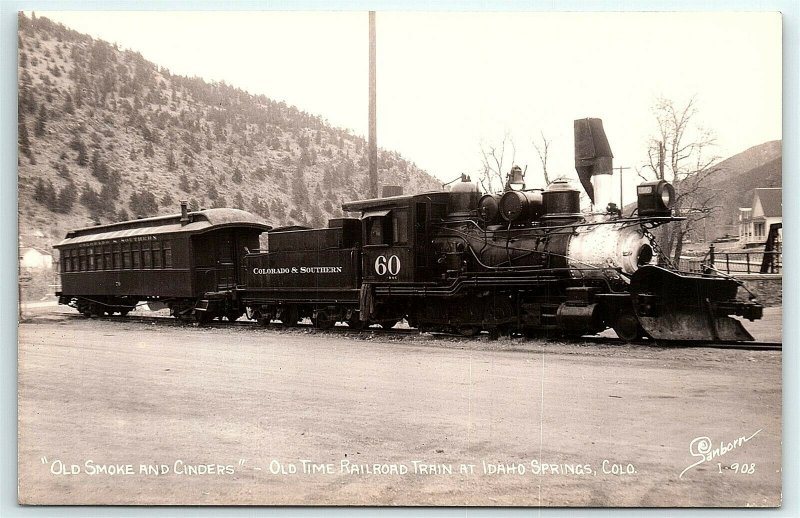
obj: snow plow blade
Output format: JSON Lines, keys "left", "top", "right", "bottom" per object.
{"left": 629, "top": 266, "right": 762, "bottom": 342}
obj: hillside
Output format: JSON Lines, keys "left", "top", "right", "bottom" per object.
{"left": 17, "top": 12, "right": 441, "bottom": 255}
{"left": 704, "top": 141, "right": 782, "bottom": 239}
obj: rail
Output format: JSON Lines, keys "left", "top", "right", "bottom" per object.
{"left": 682, "top": 244, "right": 782, "bottom": 275}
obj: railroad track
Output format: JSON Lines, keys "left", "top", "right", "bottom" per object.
{"left": 61, "top": 312, "right": 781, "bottom": 351}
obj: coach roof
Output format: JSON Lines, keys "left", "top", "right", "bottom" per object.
{"left": 54, "top": 208, "right": 271, "bottom": 247}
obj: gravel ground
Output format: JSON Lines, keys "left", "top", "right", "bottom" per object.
{"left": 17, "top": 306, "right": 782, "bottom": 506}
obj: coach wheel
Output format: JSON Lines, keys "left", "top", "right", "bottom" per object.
{"left": 458, "top": 326, "right": 481, "bottom": 337}
{"left": 613, "top": 311, "right": 646, "bottom": 342}
{"left": 194, "top": 310, "right": 211, "bottom": 325}
{"left": 313, "top": 311, "right": 334, "bottom": 330}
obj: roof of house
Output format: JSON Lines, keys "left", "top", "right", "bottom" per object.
{"left": 755, "top": 188, "right": 782, "bottom": 218}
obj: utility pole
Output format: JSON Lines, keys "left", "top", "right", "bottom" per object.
{"left": 367, "top": 11, "right": 378, "bottom": 198}
{"left": 616, "top": 165, "right": 631, "bottom": 209}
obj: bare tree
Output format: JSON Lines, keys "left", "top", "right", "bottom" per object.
{"left": 532, "top": 130, "right": 551, "bottom": 185}
{"left": 479, "top": 131, "right": 516, "bottom": 193}
{"left": 640, "top": 96, "right": 721, "bottom": 266}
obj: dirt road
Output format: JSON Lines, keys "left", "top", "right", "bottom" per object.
{"left": 18, "top": 312, "right": 782, "bottom": 506}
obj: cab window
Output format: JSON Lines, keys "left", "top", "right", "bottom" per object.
{"left": 392, "top": 208, "right": 408, "bottom": 245}
{"left": 367, "top": 217, "right": 389, "bottom": 246}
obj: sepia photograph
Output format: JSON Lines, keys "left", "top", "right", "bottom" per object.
{"left": 15, "top": 9, "right": 784, "bottom": 507}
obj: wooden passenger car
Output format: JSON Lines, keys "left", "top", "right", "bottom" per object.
{"left": 55, "top": 206, "right": 270, "bottom": 319}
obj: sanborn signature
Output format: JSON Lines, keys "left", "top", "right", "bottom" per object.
{"left": 679, "top": 429, "right": 762, "bottom": 479}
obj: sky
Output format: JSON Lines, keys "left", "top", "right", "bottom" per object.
{"left": 37, "top": 11, "right": 782, "bottom": 192}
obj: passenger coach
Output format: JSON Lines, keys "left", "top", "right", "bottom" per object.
{"left": 55, "top": 203, "right": 270, "bottom": 321}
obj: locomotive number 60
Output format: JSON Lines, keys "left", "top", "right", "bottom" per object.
{"left": 374, "top": 255, "right": 401, "bottom": 276}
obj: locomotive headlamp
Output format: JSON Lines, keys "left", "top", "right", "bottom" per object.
{"left": 637, "top": 180, "right": 675, "bottom": 216}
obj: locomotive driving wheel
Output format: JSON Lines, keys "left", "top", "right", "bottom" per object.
{"left": 224, "top": 310, "right": 244, "bottom": 322}
{"left": 312, "top": 311, "right": 335, "bottom": 329}
{"left": 379, "top": 319, "right": 400, "bottom": 330}
{"left": 347, "top": 313, "right": 365, "bottom": 330}
{"left": 280, "top": 306, "right": 299, "bottom": 327}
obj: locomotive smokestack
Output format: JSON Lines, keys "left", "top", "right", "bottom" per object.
{"left": 574, "top": 118, "right": 614, "bottom": 208}
{"left": 180, "top": 200, "right": 189, "bottom": 225}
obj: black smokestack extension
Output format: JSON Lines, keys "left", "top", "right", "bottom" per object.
{"left": 574, "top": 118, "right": 613, "bottom": 204}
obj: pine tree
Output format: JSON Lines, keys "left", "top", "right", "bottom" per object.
{"left": 76, "top": 141, "right": 88, "bottom": 166}
{"left": 64, "top": 93, "right": 75, "bottom": 115}
{"left": 291, "top": 164, "right": 309, "bottom": 208}
{"left": 18, "top": 120, "right": 32, "bottom": 158}
{"left": 232, "top": 167, "right": 243, "bottom": 184}
{"left": 207, "top": 183, "right": 219, "bottom": 201}
{"left": 233, "top": 191, "right": 244, "bottom": 209}
{"left": 34, "top": 105, "right": 47, "bottom": 137}
{"left": 54, "top": 180, "right": 77, "bottom": 213}
{"left": 33, "top": 178, "right": 48, "bottom": 204}
{"left": 161, "top": 192, "right": 174, "bottom": 207}
{"left": 166, "top": 148, "right": 176, "bottom": 171}
{"left": 179, "top": 173, "right": 190, "bottom": 192}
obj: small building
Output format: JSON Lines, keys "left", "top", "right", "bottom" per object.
{"left": 739, "top": 188, "right": 782, "bottom": 247}
{"left": 20, "top": 247, "right": 54, "bottom": 269}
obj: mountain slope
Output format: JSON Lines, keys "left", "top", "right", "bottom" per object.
{"left": 17, "top": 12, "right": 441, "bottom": 253}
{"left": 704, "top": 141, "right": 782, "bottom": 238}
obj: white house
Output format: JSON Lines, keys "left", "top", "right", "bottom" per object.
{"left": 739, "top": 188, "right": 782, "bottom": 246}
{"left": 20, "top": 247, "right": 54, "bottom": 269}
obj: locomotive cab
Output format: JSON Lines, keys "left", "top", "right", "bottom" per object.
{"left": 343, "top": 192, "right": 450, "bottom": 285}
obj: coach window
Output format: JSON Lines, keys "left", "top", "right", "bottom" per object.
{"left": 163, "top": 241, "right": 172, "bottom": 268}
{"left": 87, "top": 247, "right": 95, "bottom": 271}
{"left": 392, "top": 208, "right": 408, "bottom": 245}
{"left": 104, "top": 245, "right": 111, "bottom": 271}
{"left": 153, "top": 241, "right": 162, "bottom": 268}
{"left": 112, "top": 243, "right": 121, "bottom": 269}
{"left": 132, "top": 243, "right": 141, "bottom": 269}
{"left": 69, "top": 250, "right": 76, "bottom": 272}
{"left": 142, "top": 242, "right": 152, "bottom": 268}
{"left": 78, "top": 248, "right": 86, "bottom": 271}
{"left": 96, "top": 247, "right": 104, "bottom": 270}
{"left": 62, "top": 251, "right": 69, "bottom": 273}
{"left": 121, "top": 243, "right": 130, "bottom": 269}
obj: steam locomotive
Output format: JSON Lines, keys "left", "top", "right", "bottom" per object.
{"left": 55, "top": 118, "right": 763, "bottom": 341}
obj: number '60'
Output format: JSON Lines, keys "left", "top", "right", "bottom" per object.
{"left": 375, "top": 255, "right": 401, "bottom": 276}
